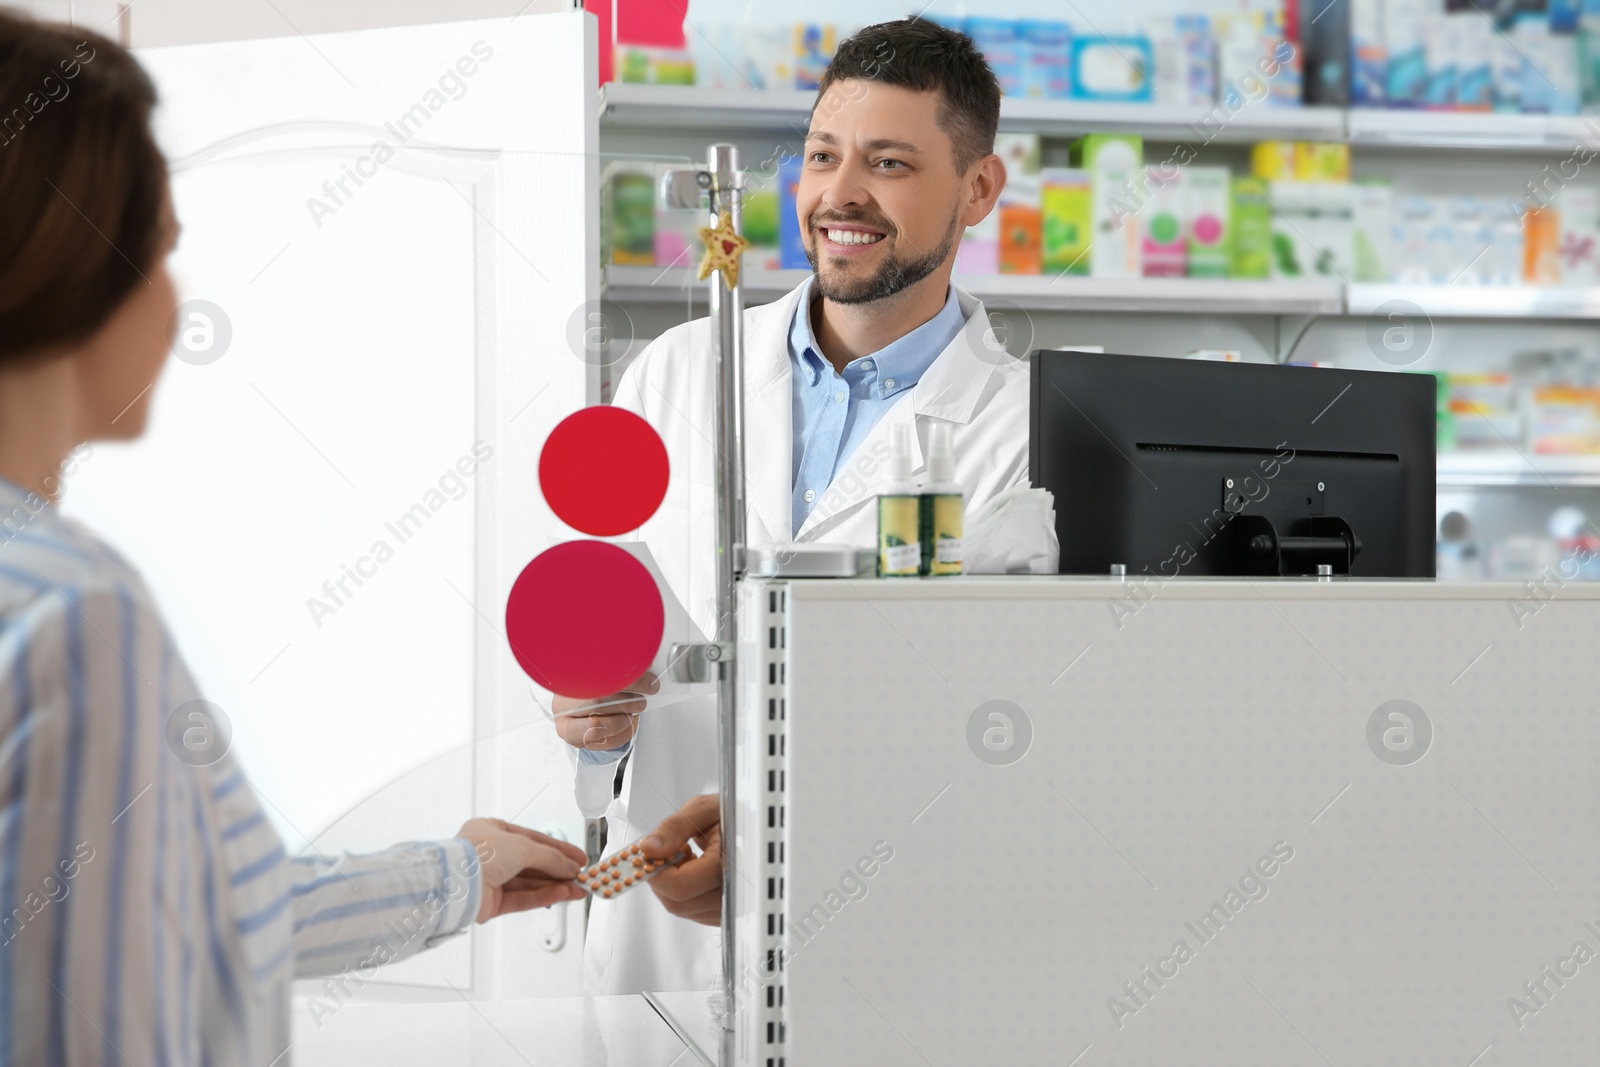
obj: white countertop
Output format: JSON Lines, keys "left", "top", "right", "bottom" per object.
{"left": 291, "top": 992, "right": 715, "bottom": 1067}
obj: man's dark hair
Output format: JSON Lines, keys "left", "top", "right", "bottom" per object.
{"left": 813, "top": 19, "right": 1001, "bottom": 175}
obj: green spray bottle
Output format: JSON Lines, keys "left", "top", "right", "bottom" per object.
{"left": 919, "top": 422, "right": 963, "bottom": 576}
{"left": 877, "top": 422, "right": 921, "bottom": 577}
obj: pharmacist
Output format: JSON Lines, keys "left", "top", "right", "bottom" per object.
{"left": 553, "top": 18, "right": 1039, "bottom": 994}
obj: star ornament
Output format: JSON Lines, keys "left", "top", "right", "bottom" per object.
{"left": 696, "top": 210, "right": 750, "bottom": 291}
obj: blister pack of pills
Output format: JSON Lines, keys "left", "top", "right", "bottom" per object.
{"left": 576, "top": 840, "right": 689, "bottom": 899}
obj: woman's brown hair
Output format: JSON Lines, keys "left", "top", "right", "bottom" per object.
{"left": 0, "top": 9, "right": 167, "bottom": 364}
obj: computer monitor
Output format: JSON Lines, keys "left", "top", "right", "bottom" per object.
{"left": 1029, "top": 351, "right": 1436, "bottom": 578}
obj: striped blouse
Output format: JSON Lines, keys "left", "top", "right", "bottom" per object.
{"left": 0, "top": 478, "right": 483, "bottom": 1065}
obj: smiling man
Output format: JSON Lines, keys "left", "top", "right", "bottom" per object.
{"left": 558, "top": 19, "right": 1036, "bottom": 995}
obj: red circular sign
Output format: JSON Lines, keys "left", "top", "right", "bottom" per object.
{"left": 504, "top": 541, "right": 664, "bottom": 699}
{"left": 540, "top": 407, "right": 669, "bottom": 536}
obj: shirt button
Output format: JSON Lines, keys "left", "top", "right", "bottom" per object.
{"left": 803, "top": 489, "right": 816, "bottom": 503}
{"left": 834, "top": 391, "right": 845, "bottom": 403}
{"left": 884, "top": 378, "right": 896, "bottom": 389}
{"left": 862, "top": 359, "right": 874, "bottom": 370}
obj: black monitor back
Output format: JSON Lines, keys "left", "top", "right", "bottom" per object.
{"left": 1029, "top": 352, "right": 1436, "bottom": 578}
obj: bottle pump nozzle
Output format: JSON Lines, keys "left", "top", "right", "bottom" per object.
{"left": 890, "top": 423, "right": 914, "bottom": 484}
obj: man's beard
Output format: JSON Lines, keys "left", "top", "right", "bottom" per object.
{"left": 805, "top": 210, "right": 960, "bottom": 306}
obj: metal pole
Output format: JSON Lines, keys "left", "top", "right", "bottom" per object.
{"left": 706, "top": 142, "right": 745, "bottom": 1067}
{"left": 658, "top": 143, "right": 746, "bottom": 1066}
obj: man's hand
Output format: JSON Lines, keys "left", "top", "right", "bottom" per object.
{"left": 551, "top": 671, "right": 660, "bottom": 751}
{"left": 457, "top": 818, "right": 588, "bottom": 923}
{"left": 643, "top": 793, "right": 722, "bottom": 926}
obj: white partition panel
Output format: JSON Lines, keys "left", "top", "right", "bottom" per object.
{"left": 735, "top": 577, "right": 1600, "bottom": 1066}
{"left": 62, "top": 12, "right": 598, "bottom": 999}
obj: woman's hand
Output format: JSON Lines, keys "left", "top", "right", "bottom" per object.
{"left": 551, "top": 671, "right": 659, "bottom": 751}
{"left": 456, "top": 818, "right": 588, "bottom": 923}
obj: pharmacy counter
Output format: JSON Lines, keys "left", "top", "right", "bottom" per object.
{"left": 291, "top": 990, "right": 714, "bottom": 1066}
{"left": 730, "top": 577, "right": 1600, "bottom": 1067}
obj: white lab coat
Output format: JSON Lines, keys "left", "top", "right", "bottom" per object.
{"left": 580, "top": 281, "right": 1032, "bottom": 995}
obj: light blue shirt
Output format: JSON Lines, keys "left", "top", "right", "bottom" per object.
{"left": 789, "top": 277, "right": 966, "bottom": 535}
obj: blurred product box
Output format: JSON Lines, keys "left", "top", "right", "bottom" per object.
{"left": 1177, "top": 14, "right": 1218, "bottom": 105}
{"left": 1251, "top": 140, "right": 1297, "bottom": 180}
{"left": 968, "top": 18, "right": 1024, "bottom": 97}
{"left": 1186, "top": 167, "right": 1231, "bottom": 278}
{"left": 1423, "top": 8, "right": 1459, "bottom": 109}
{"left": 1448, "top": 371, "right": 1520, "bottom": 448}
{"left": 957, "top": 212, "right": 1000, "bottom": 276}
{"left": 996, "top": 132, "right": 1041, "bottom": 178}
{"left": 1146, "top": 15, "right": 1188, "bottom": 106}
{"left": 1072, "top": 133, "right": 1144, "bottom": 277}
{"left": 1427, "top": 9, "right": 1465, "bottom": 110}
{"left": 1432, "top": 370, "right": 1454, "bottom": 451}
{"left": 1070, "top": 35, "right": 1154, "bottom": 102}
{"left": 1548, "top": 30, "right": 1583, "bottom": 114}
{"left": 742, "top": 183, "right": 782, "bottom": 271}
{"left": 1451, "top": 370, "right": 1515, "bottom": 411}
{"left": 1351, "top": 0, "right": 1388, "bottom": 105}
{"left": 1292, "top": 141, "right": 1350, "bottom": 181}
{"left": 1435, "top": 540, "right": 1485, "bottom": 580}
{"left": 616, "top": 45, "right": 695, "bottom": 85}
{"left": 1269, "top": 180, "right": 1354, "bottom": 279}
{"left": 1558, "top": 187, "right": 1600, "bottom": 286}
{"left": 1485, "top": 536, "right": 1563, "bottom": 581}
{"left": 1493, "top": 12, "right": 1525, "bottom": 111}
{"left": 1352, "top": 180, "right": 1395, "bottom": 282}
{"left": 997, "top": 133, "right": 1042, "bottom": 274}
{"left": 1425, "top": 195, "right": 1458, "bottom": 284}
{"left": 1141, "top": 167, "right": 1188, "bottom": 277}
{"left": 689, "top": 25, "right": 734, "bottom": 90}
{"left": 1041, "top": 168, "right": 1092, "bottom": 275}
{"left": 1525, "top": 206, "right": 1563, "bottom": 284}
{"left": 1552, "top": 0, "right": 1583, "bottom": 35}
{"left": 602, "top": 162, "right": 656, "bottom": 266}
{"left": 1263, "top": 8, "right": 1301, "bottom": 106}
{"left": 1445, "top": 197, "right": 1487, "bottom": 285}
{"left": 794, "top": 24, "right": 836, "bottom": 91}
{"left": 1456, "top": 8, "right": 1494, "bottom": 110}
{"left": 999, "top": 175, "right": 1043, "bottom": 275}
{"left": 1393, "top": 196, "right": 1436, "bottom": 284}
{"left": 1581, "top": 26, "right": 1600, "bottom": 111}
{"left": 1213, "top": 9, "right": 1262, "bottom": 106}
{"left": 1487, "top": 208, "right": 1526, "bottom": 286}
{"left": 1529, "top": 385, "right": 1600, "bottom": 452}
{"left": 778, "top": 155, "right": 808, "bottom": 270}
{"left": 740, "top": 25, "right": 794, "bottom": 90}
{"left": 1516, "top": 9, "right": 1555, "bottom": 113}
{"left": 1302, "top": 0, "right": 1352, "bottom": 105}
{"left": 1020, "top": 20, "right": 1072, "bottom": 99}
{"left": 1231, "top": 176, "right": 1273, "bottom": 278}
{"left": 1384, "top": 0, "right": 1429, "bottom": 106}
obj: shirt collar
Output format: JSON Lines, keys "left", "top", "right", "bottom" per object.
{"left": 786, "top": 274, "right": 965, "bottom": 392}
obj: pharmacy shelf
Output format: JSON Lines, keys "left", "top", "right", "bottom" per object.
{"left": 1348, "top": 283, "right": 1600, "bottom": 320}
{"left": 994, "top": 98, "right": 1343, "bottom": 142}
{"left": 600, "top": 84, "right": 1600, "bottom": 154}
{"left": 1346, "top": 109, "right": 1600, "bottom": 152}
{"left": 603, "top": 265, "right": 1344, "bottom": 315}
{"left": 598, "top": 83, "right": 1344, "bottom": 144}
{"left": 1438, "top": 452, "right": 1600, "bottom": 488}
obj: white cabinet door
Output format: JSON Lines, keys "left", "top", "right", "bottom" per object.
{"left": 62, "top": 12, "right": 598, "bottom": 999}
